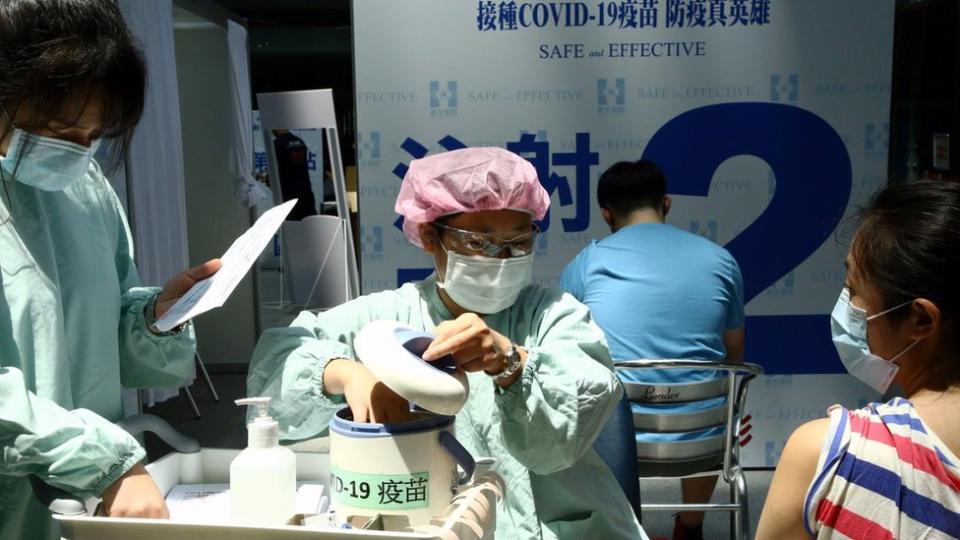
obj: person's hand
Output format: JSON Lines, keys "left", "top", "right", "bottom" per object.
{"left": 154, "top": 259, "right": 222, "bottom": 320}
{"left": 421, "top": 313, "right": 514, "bottom": 374}
{"left": 100, "top": 463, "right": 169, "bottom": 519}
{"left": 325, "top": 360, "right": 411, "bottom": 424}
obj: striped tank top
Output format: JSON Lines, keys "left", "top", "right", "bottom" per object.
{"left": 804, "top": 397, "right": 960, "bottom": 539}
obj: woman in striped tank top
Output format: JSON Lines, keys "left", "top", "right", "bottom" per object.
{"left": 756, "top": 181, "right": 960, "bottom": 540}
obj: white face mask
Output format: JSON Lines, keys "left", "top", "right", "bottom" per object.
{"left": 830, "top": 287, "right": 920, "bottom": 394}
{"left": 437, "top": 246, "right": 533, "bottom": 314}
{"left": 0, "top": 127, "right": 100, "bottom": 192}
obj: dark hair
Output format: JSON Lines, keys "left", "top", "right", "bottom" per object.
{"left": 596, "top": 160, "right": 667, "bottom": 217}
{"left": 852, "top": 180, "right": 960, "bottom": 383}
{"left": 0, "top": 0, "right": 146, "bottom": 166}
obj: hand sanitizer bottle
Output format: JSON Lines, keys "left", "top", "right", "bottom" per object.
{"left": 231, "top": 397, "right": 296, "bottom": 525}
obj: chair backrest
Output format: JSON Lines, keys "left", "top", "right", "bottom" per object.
{"left": 615, "top": 359, "right": 762, "bottom": 482}
{"left": 281, "top": 215, "right": 350, "bottom": 309}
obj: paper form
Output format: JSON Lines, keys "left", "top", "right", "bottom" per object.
{"left": 165, "top": 481, "right": 327, "bottom": 523}
{"left": 153, "top": 199, "right": 297, "bottom": 331}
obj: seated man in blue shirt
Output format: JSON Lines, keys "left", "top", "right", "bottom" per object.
{"left": 560, "top": 160, "right": 745, "bottom": 540}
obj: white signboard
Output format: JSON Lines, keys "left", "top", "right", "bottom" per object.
{"left": 354, "top": 0, "right": 895, "bottom": 466}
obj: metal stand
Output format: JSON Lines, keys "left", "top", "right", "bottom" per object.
{"left": 181, "top": 351, "right": 220, "bottom": 419}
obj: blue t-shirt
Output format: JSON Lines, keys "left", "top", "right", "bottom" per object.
{"left": 561, "top": 223, "right": 744, "bottom": 384}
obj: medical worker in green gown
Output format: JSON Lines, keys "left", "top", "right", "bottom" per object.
{"left": 248, "top": 147, "right": 647, "bottom": 540}
{"left": 1, "top": 1, "right": 219, "bottom": 538}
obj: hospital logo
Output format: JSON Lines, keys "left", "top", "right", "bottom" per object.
{"left": 765, "top": 270, "right": 796, "bottom": 298}
{"left": 357, "top": 131, "right": 381, "bottom": 167}
{"left": 360, "top": 225, "right": 384, "bottom": 261}
{"left": 769, "top": 73, "right": 799, "bottom": 103}
{"left": 864, "top": 122, "right": 889, "bottom": 158}
{"left": 688, "top": 219, "right": 718, "bottom": 243}
{"left": 430, "top": 80, "right": 458, "bottom": 118}
{"left": 597, "top": 78, "right": 626, "bottom": 115}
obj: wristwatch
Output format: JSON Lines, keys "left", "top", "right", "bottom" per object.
{"left": 489, "top": 344, "right": 522, "bottom": 382}
{"left": 145, "top": 294, "right": 186, "bottom": 336}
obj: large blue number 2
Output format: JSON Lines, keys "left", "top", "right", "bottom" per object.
{"left": 643, "top": 103, "right": 853, "bottom": 374}
{"left": 642, "top": 102, "right": 852, "bottom": 303}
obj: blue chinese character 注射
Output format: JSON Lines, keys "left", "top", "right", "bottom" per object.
{"left": 477, "top": 1, "right": 498, "bottom": 31}
{"left": 392, "top": 136, "right": 467, "bottom": 231}
{"left": 551, "top": 133, "right": 599, "bottom": 232}
{"left": 507, "top": 134, "right": 563, "bottom": 232}
{"left": 391, "top": 133, "right": 597, "bottom": 235}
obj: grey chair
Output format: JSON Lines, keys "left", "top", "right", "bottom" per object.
{"left": 281, "top": 214, "right": 352, "bottom": 310}
{"left": 615, "top": 359, "right": 762, "bottom": 540}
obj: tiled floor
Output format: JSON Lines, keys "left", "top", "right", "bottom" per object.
{"left": 637, "top": 471, "right": 773, "bottom": 539}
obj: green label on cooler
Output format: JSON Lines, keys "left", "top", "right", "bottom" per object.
{"left": 329, "top": 465, "right": 430, "bottom": 510}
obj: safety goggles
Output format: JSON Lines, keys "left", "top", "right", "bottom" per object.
{"left": 433, "top": 222, "right": 541, "bottom": 257}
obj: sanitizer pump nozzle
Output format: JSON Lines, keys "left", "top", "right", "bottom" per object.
{"left": 235, "top": 397, "right": 279, "bottom": 449}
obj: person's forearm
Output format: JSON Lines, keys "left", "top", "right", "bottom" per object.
{"left": 322, "top": 358, "right": 354, "bottom": 395}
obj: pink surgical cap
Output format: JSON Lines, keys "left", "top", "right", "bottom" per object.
{"left": 395, "top": 147, "right": 550, "bottom": 246}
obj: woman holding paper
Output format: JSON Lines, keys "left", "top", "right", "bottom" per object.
{"left": 0, "top": 1, "right": 219, "bottom": 538}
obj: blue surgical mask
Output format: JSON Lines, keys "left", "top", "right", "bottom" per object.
{"left": 830, "top": 287, "right": 920, "bottom": 394}
{"left": 0, "top": 127, "right": 100, "bottom": 191}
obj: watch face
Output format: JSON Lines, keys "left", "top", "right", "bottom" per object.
{"left": 494, "top": 347, "right": 520, "bottom": 380}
